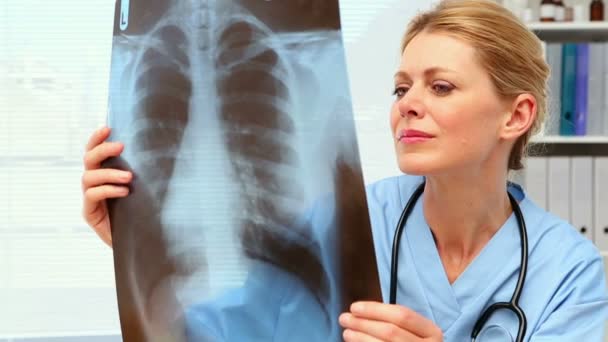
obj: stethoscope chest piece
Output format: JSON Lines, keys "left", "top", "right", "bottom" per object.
{"left": 476, "top": 324, "right": 515, "bottom": 342}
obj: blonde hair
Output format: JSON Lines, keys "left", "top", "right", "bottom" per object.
{"left": 401, "top": 0, "right": 549, "bottom": 170}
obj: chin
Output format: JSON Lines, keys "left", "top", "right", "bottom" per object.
{"left": 396, "top": 154, "right": 440, "bottom": 176}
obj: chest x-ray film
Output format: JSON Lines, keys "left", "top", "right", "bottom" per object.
{"left": 103, "top": 0, "right": 381, "bottom": 340}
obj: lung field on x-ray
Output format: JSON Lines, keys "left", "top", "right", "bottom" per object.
{"left": 215, "top": 17, "right": 329, "bottom": 310}
{"left": 132, "top": 24, "right": 191, "bottom": 202}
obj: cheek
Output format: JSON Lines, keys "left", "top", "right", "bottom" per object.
{"left": 433, "top": 107, "right": 482, "bottom": 151}
{"left": 440, "top": 107, "right": 499, "bottom": 155}
{"left": 389, "top": 104, "right": 400, "bottom": 132}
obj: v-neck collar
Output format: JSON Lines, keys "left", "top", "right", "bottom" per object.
{"left": 405, "top": 194, "right": 461, "bottom": 331}
{"left": 403, "top": 181, "right": 526, "bottom": 331}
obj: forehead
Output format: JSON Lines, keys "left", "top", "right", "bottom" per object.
{"left": 399, "top": 31, "right": 481, "bottom": 75}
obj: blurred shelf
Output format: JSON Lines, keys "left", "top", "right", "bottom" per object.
{"left": 529, "top": 135, "right": 608, "bottom": 156}
{"left": 528, "top": 22, "right": 608, "bottom": 42}
{"left": 531, "top": 135, "right": 608, "bottom": 143}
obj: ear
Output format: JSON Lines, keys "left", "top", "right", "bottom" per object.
{"left": 500, "top": 93, "right": 537, "bottom": 141}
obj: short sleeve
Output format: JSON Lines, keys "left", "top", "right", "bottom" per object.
{"left": 530, "top": 248, "right": 608, "bottom": 341}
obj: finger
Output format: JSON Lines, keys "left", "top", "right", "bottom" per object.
{"left": 98, "top": 228, "right": 113, "bottom": 248}
{"left": 340, "top": 313, "right": 418, "bottom": 341}
{"left": 350, "top": 302, "right": 440, "bottom": 338}
{"left": 86, "top": 126, "right": 111, "bottom": 152}
{"left": 91, "top": 219, "right": 113, "bottom": 248}
{"left": 343, "top": 329, "right": 383, "bottom": 342}
{"left": 83, "top": 141, "right": 124, "bottom": 170}
{"left": 82, "top": 169, "right": 132, "bottom": 189}
{"left": 81, "top": 203, "right": 113, "bottom": 248}
{"left": 84, "top": 184, "right": 130, "bottom": 204}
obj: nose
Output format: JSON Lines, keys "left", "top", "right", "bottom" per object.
{"left": 397, "top": 85, "right": 425, "bottom": 118}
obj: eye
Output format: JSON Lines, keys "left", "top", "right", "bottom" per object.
{"left": 432, "top": 82, "right": 454, "bottom": 95}
{"left": 392, "top": 86, "right": 409, "bottom": 99}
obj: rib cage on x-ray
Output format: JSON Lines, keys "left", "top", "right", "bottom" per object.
{"left": 215, "top": 17, "right": 331, "bottom": 307}
{"left": 104, "top": 0, "right": 381, "bottom": 340}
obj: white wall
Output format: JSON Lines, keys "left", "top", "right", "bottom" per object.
{"left": 341, "top": 0, "right": 438, "bottom": 184}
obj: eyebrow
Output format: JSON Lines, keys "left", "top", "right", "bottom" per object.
{"left": 393, "top": 67, "right": 456, "bottom": 81}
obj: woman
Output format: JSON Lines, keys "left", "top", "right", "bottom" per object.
{"left": 82, "top": 0, "right": 608, "bottom": 340}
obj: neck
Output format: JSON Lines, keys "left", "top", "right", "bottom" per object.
{"left": 422, "top": 167, "right": 512, "bottom": 282}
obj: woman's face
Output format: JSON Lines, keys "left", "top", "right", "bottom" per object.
{"left": 390, "top": 31, "right": 510, "bottom": 176}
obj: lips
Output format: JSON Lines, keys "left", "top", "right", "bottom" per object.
{"left": 397, "top": 129, "right": 435, "bottom": 140}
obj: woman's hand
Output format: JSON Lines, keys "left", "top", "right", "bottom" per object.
{"left": 339, "top": 301, "right": 443, "bottom": 342}
{"left": 81, "top": 126, "right": 132, "bottom": 247}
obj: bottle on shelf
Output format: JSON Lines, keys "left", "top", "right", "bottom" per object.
{"left": 554, "top": 0, "right": 566, "bottom": 21}
{"left": 522, "top": 7, "right": 534, "bottom": 23}
{"left": 540, "top": 0, "right": 556, "bottom": 22}
{"left": 565, "top": 6, "right": 574, "bottom": 21}
{"left": 590, "top": 0, "right": 604, "bottom": 21}
{"left": 511, "top": 0, "right": 529, "bottom": 21}
{"left": 574, "top": 4, "right": 586, "bottom": 22}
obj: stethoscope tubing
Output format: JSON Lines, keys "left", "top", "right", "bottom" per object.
{"left": 388, "top": 181, "right": 528, "bottom": 342}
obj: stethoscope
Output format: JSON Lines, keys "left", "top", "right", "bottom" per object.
{"left": 389, "top": 181, "right": 529, "bottom": 342}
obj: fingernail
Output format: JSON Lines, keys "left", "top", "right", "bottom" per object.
{"left": 339, "top": 313, "right": 349, "bottom": 324}
{"left": 351, "top": 302, "right": 364, "bottom": 313}
{"left": 343, "top": 329, "right": 353, "bottom": 340}
{"left": 120, "top": 171, "right": 131, "bottom": 180}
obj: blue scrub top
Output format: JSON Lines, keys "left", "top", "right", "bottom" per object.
{"left": 185, "top": 174, "right": 608, "bottom": 341}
